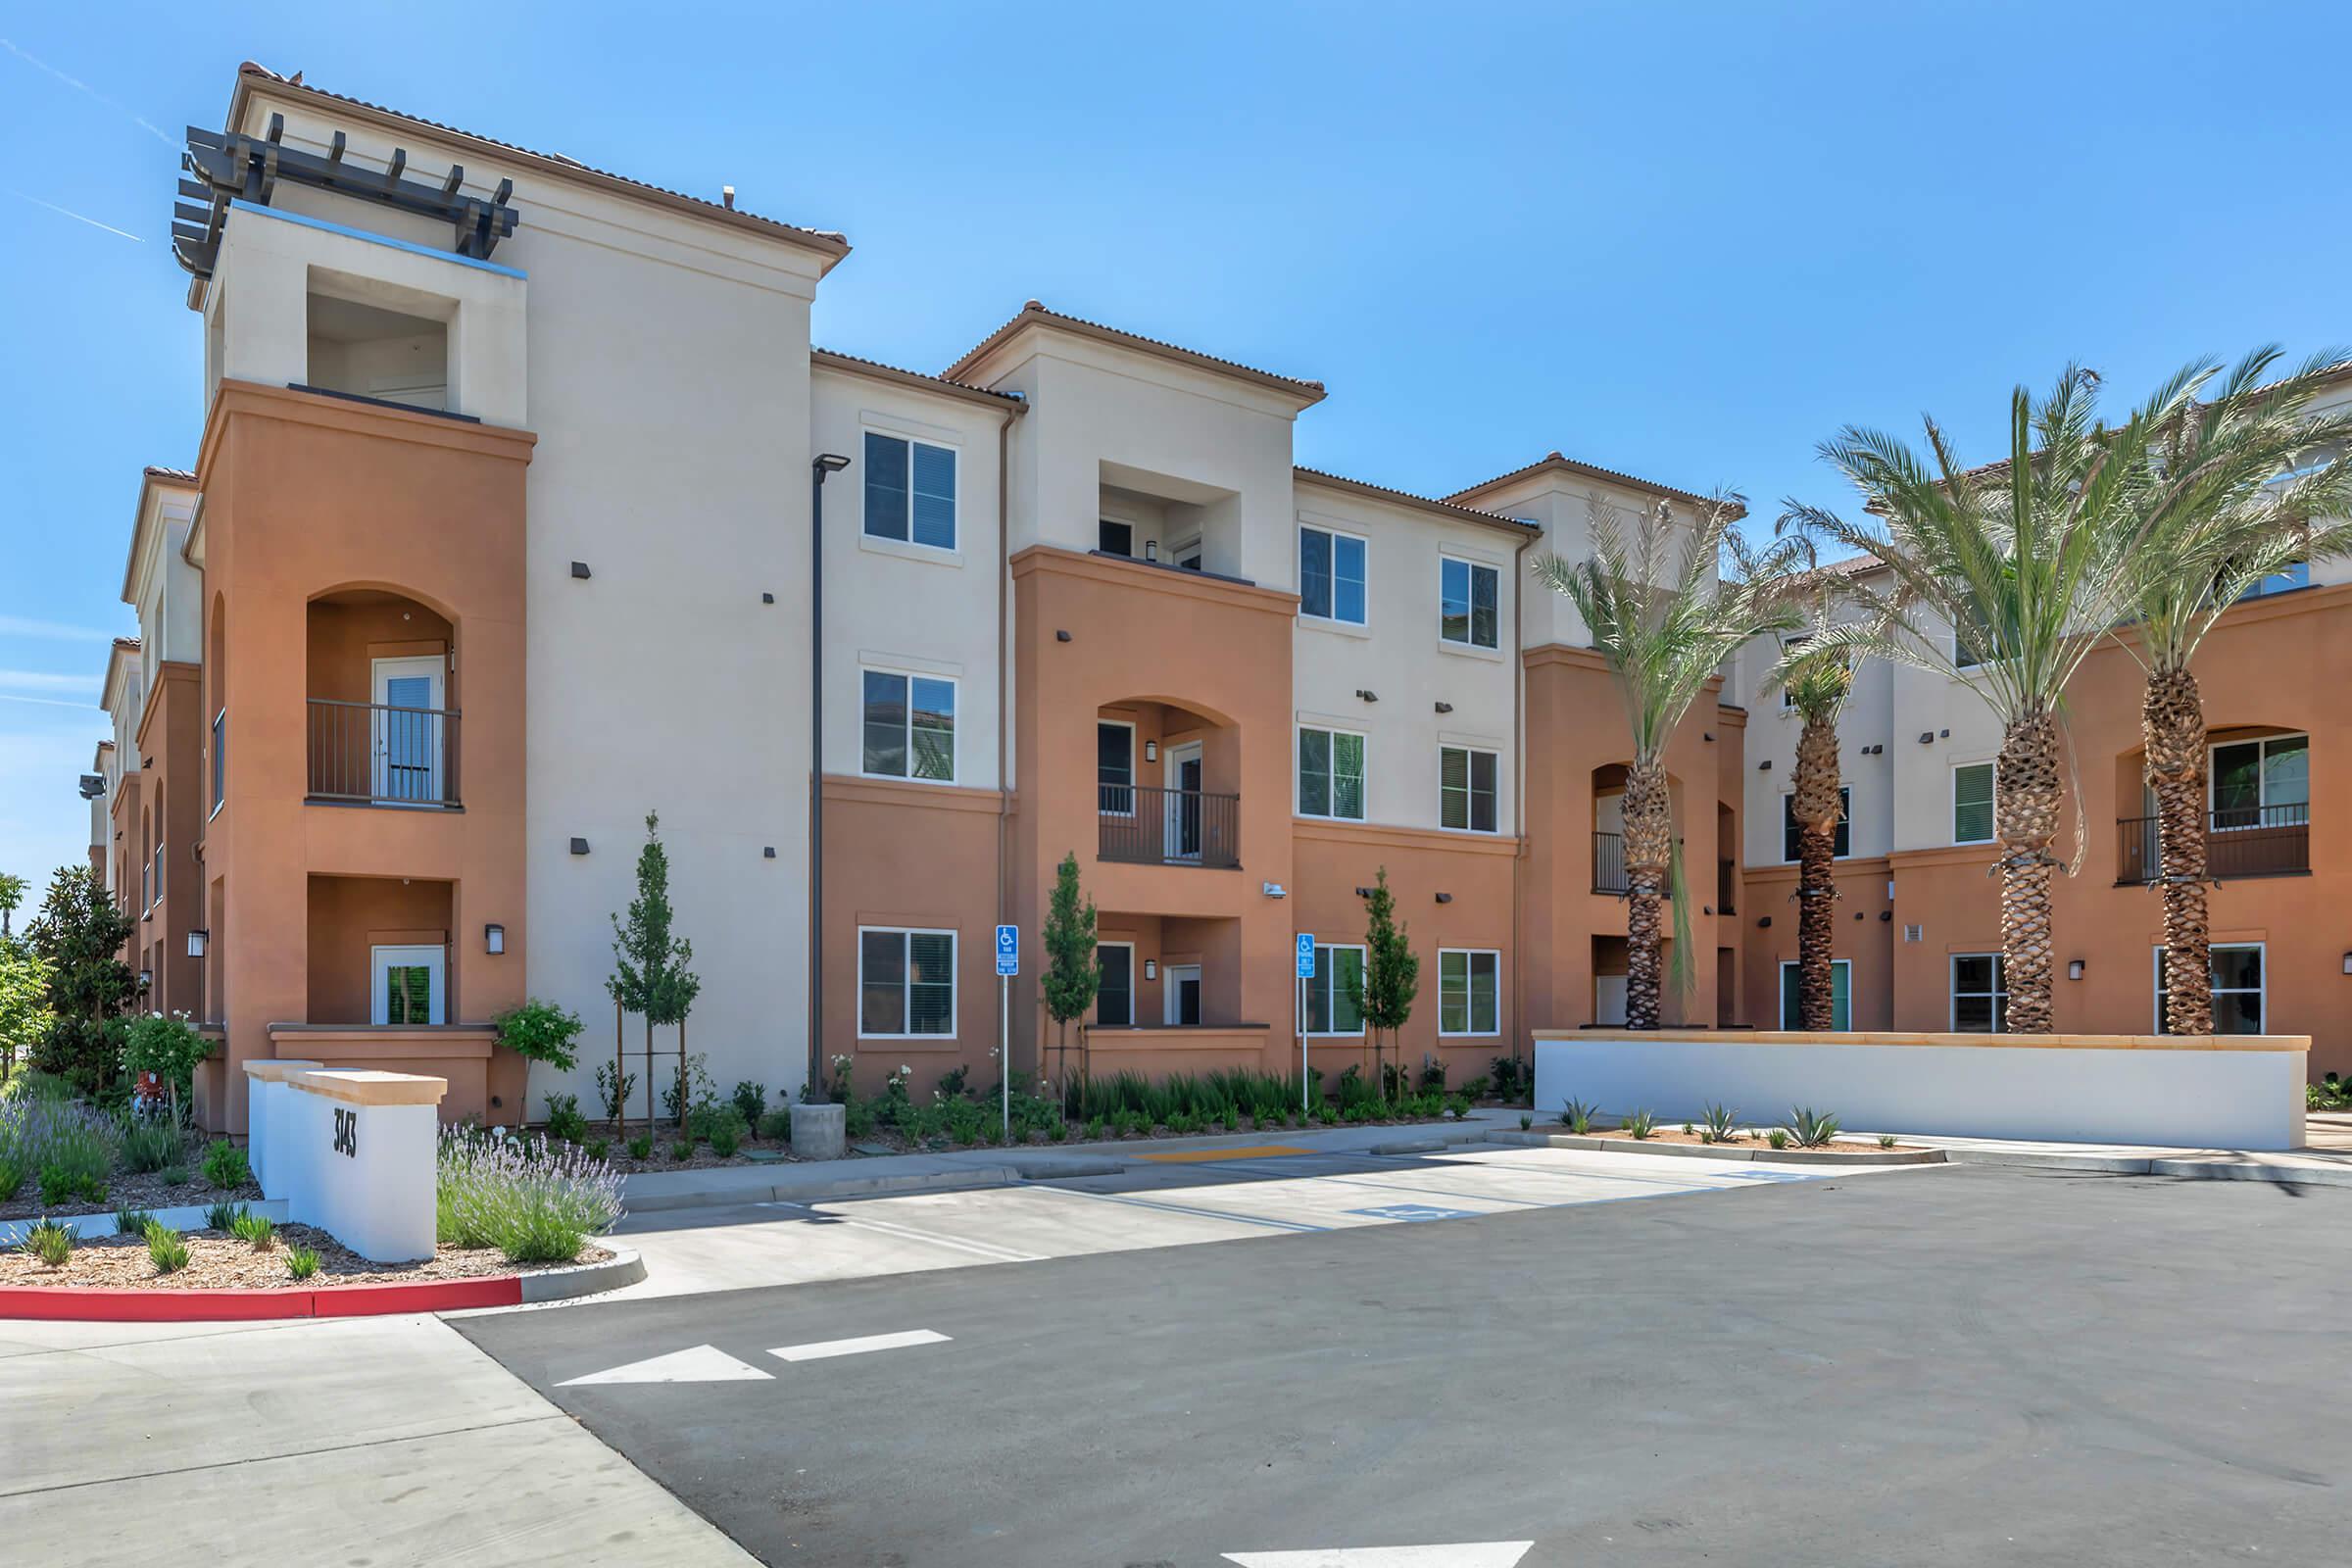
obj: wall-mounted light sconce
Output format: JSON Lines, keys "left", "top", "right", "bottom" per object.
{"left": 1355, "top": 689, "right": 1379, "bottom": 703}
{"left": 186, "top": 928, "right": 209, "bottom": 958}
{"left": 2342, "top": 952, "right": 2352, "bottom": 976}
{"left": 1703, "top": 906, "right": 1714, "bottom": 916}
{"left": 569, "top": 837, "right": 590, "bottom": 856}
{"left": 1918, "top": 731, "right": 1935, "bottom": 745}
{"left": 1145, "top": 958, "right": 1158, "bottom": 982}
{"left": 1879, "top": 910, "right": 1893, "bottom": 922}
{"left": 2067, "top": 959, "right": 2085, "bottom": 981}
{"left": 1353, "top": 886, "right": 1374, "bottom": 899}
{"left": 1145, "top": 740, "right": 1158, "bottom": 762}
{"left": 763, "top": 847, "right": 776, "bottom": 858}
{"left": 1261, "top": 881, "right": 1288, "bottom": 899}
{"left": 1145, "top": 540, "right": 1160, "bottom": 563}
{"left": 1435, "top": 702, "right": 1453, "bottom": 714}
{"left": 570, "top": 561, "right": 592, "bottom": 579}
{"left": 1055, "top": 629, "right": 1072, "bottom": 643}
{"left": 1757, "top": 915, "right": 1773, "bottom": 929}
{"left": 1435, "top": 892, "right": 1452, "bottom": 904}
{"left": 484, "top": 923, "right": 505, "bottom": 956}
{"left": 137, "top": 968, "right": 152, "bottom": 990}
{"left": 1940, "top": 729, "right": 1949, "bottom": 738}
{"left": 1703, "top": 732, "right": 1716, "bottom": 743}
{"left": 1758, "top": 760, "right": 1772, "bottom": 771}
{"left": 761, "top": 592, "right": 775, "bottom": 604}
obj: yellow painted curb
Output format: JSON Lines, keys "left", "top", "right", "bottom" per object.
{"left": 1131, "top": 1145, "right": 1313, "bottom": 1164}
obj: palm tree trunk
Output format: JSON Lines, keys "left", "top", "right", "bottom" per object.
{"left": 1995, "top": 710, "right": 2064, "bottom": 1033}
{"left": 1792, "top": 713, "right": 1841, "bottom": 1031}
{"left": 1621, "top": 759, "right": 1673, "bottom": 1030}
{"left": 2144, "top": 663, "right": 2212, "bottom": 1034}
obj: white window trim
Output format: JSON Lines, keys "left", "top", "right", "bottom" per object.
{"left": 1304, "top": 942, "right": 1369, "bottom": 1037}
{"left": 1438, "top": 553, "right": 1503, "bottom": 655}
{"left": 1951, "top": 760, "right": 1996, "bottom": 846}
{"left": 1297, "top": 522, "right": 1370, "bottom": 629}
{"left": 2152, "top": 941, "right": 2266, "bottom": 1034}
{"left": 1438, "top": 948, "right": 1502, "bottom": 1037}
{"left": 858, "top": 664, "right": 959, "bottom": 786}
{"left": 2207, "top": 733, "right": 2309, "bottom": 816}
{"left": 1296, "top": 724, "right": 1368, "bottom": 822}
{"left": 1948, "top": 952, "right": 2007, "bottom": 1032}
{"left": 1778, "top": 958, "right": 1852, "bottom": 1031}
{"left": 1096, "top": 718, "right": 1137, "bottom": 817}
{"left": 1780, "top": 786, "right": 1851, "bottom": 863}
{"left": 209, "top": 707, "right": 226, "bottom": 820}
{"left": 1094, "top": 939, "right": 1137, "bottom": 1028}
{"left": 856, "top": 925, "right": 958, "bottom": 1041}
{"left": 1439, "top": 744, "right": 1501, "bottom": 835}
{"left": 858, "top": 421, "right": 963, "bottom": 559}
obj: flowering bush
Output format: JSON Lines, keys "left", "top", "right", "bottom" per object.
{"left": 0, "top": 1093, "right": 117, "bottom": 1202}
{"left": 436, "top": 1124, "right": 624, "bottom": 1263}
{"left": 121, "top": 1011, "right": 213, "bottom": 1122}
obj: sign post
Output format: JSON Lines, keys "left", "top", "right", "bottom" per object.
{"left": 1296, "top": 933, "right": 1318, "bottom": 1111}
{"left": 996, "top": 924, "right": 1020, "bottom": 1144}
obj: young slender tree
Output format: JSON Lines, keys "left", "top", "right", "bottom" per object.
{"left": 1784, "top": 366, "right": 2194, "bottom": 1031}
{"left": 24, "top": 864, "right": 136, "bottom": 1095}
{"left": 609, "top": 812, "right": 696, "bottom": 1133}
{"left": 1349, "top": 866, "right": 1419, "bottom": 1099}
{"left": 1762, "top": 571, "right": 1862, "bottom": 1030}
{"left": 1539, "top": 494, "right": 1806, "bottom": 1028}
{"left": 2102, "top": 347, "right": 2352, "bottom": 1031}
{"left": 1039, "top": 852, "right": 1098, "bottom": 1103}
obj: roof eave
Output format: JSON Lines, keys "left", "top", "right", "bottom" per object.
{"left": 947, "top": 306, "right": 1327, "bottom": 410}
{"left": 1292, "top": 467, "right": 1539, "bottom": 539}
{"left": 810, "top": 349, "right": 1027, "bottom": 416}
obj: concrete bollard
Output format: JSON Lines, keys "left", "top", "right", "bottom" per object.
{"left": 790, "top": 1101, "right": 846, "bottom": 1161}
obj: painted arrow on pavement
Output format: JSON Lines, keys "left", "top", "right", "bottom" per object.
{"left": 1223, "top": 1544, "right": 1534, "bottom": 1568}
{"left": 558, "top": 1345, "right": 774, "bottom": 1386}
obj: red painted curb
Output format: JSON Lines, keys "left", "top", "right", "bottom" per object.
{"left": 0, "top": 1273, "right": 527, "bottom": 1323}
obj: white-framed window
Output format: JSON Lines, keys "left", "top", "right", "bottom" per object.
{"left": 1298, "top": 726, "right": 1365, "bottom": 820}
{"left": 862, "top": 429, "right": 957, "bottom": 551}
{"left": 1304, "top": 942, "right": 1366, "bottom": 1035}
{"left": 1952, "top": 761, "right": 1995, "bottom": 845}
{"left": 1440, "top": 746, "right": 1498, "bottom": 833}
{"left": 1440, "top": 556, "right": 1500, "bottom": 649}
{"left": 1439, "top": 949, "right": 1500, "bottom": 1036}
{"left": 210, "top": 708, "right": 226, "bottom": 818}
{"left": 1951, "top": 605, "right": 2006, "bottom": 669}
{"left": 861, "top": 668, "right": 956, "bottom": 783}
{"left": 2155, "top": 942, "right": 2266, "bottom": 1035}
{"left": 1095, "top": 941, "right": 1135, "bottom": 1027}
{"left": 858, "top": 927, "right": 956, "bottom": 1038}
{"left": 1299, "top": 525, "right": 1367, "bottom": 625}
{"left": 1950, "top": 953, "right": 2006, "bottom": 1032}
{"left": 1779, "top": 958, "right": 1851, "bottom": 1031}
{"left": 2211, "top": 734, "right": 2308, "bottom": 829}
{"left": 1781, "top": 787, "right": 1850, "bottom": 861}
{"left": 1097, "top": 719, "right": 1135, "bottom": 814}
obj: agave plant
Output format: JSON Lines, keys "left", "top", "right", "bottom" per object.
{"left": 1539, "top": 494, "right": 1806, "bottom": 1027}
{"left": 1622, "top": 1108, "right": 1656, "bottom": 1140}
{"left": 1699, "top": 1102, "right": 1740, "bottom": 1144}
{"left": 1784, "top": 366, "right": 2195, "bottom": 1031}
{"left": 1784, "top": 1105, "right": 1840, "bottom": 1149}
{"left": 1559, "top": 1098, "right": 1597, "bottom": 1135}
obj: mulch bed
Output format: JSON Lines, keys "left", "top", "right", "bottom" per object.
{"left": 0, "top": 1167, "right": 264, "bottom": 1223}
{"left": 0, "top": 1221, "right": 612, "bottom": 1291}
{"left": 1573, "top": 1126, "right": 1922, "bottom": 1153}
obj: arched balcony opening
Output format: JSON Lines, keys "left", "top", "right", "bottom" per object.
{"left": 1095, "top": 698, "right": 1242, "bottom": 869}
{"left": 306, "top": 588, "right": 461, "bottom": 808}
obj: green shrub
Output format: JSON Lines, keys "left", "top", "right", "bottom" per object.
{"left": 158, "top": 1163, "right": 189, "bottom": 1187}
{"left": 38, "top": 1163, "right": 104, "bottom": 1206}
{"left": 1699, "top": 1102, "right": 1740, "bottom": 1145}
{"left": 756, "top": 1108, "right": 792, "bottom": 1142}
{"left": 204, "top": 1201, "right": 247, "bottom": 1232}
{"left": 1221, "top": 1105, "right": 1239, "bottom": 1132}
{"left": 543, "top": 1093, "right": 589, "bottom": 1145}
{"left": 1086, "top": 1116, "right": 1104, "bottom": 1142}
{"left": 595, "top": 1061, "right": 636, "bottom": 1123}
{"left": 1318, "top": 1105, "right": 1338, "bottom": 1126}
{"left": 1446, "top": 1095, "right": 1470, "bottom": 1120}
{"left": 145, "top": 1220, "right": 189, "bottom": 1274}
{"left": 1488, "top": 1054, "right": 1531, "bottom": 1103}
{"left": 0, "top": 1152, "right": 22, "bottom": 1202}
{"left": 120, "top": 1012, "right": 215, "bottom": 1120}
{"left": 669, "top": 1139, "right": 693, "bottom": 1162}
{"left": 20, "top": 1216, "right": 75, "bottom": 1267}
{"left": 201, "top": 1140, "right": 251, "bottom": 1191}
{"left": 436, "top": 1125, "right": 622, "bottom": 1264}
{"left": 1784, "top": 1106, "right": 1839, "bottom": 1149}
{"left": 707, "top": 1118, "right": 743, "bottom": 1158}
{"left": 120, "top": 1118, "right": 183, "bottom": 1173}
{"left": 662, "top": 1054, "right": 718, "bottom": 1125}
{"left": 935, "top": 1065, "right": 970, "bottom": 1101}
{"left": 494, "top": 998, "right": 585, "bottom": 1072}
{"left": 112, "top": 1204, "right": 156, "bottom": 1236}
{"left": 730, "top": 1080, "right": 766, "bottom": 1124}
{"left": 230, "top": 1211, "right": 276, "bottom": 1250}
{"left": 1623, "top": 1109, "right": 1655, "bottom": 1140}
{"left": 626, "top": 1135, "right": 653, "bottom": 1160}
{"left": 1879, "top": 1133, "right": 1898, "bottom": 1149}
{"left": 285, "top": 1246, "right": 319, "bottom": 1281}
{"left": 1560, "top": 1099, "right": 1596, "bottom": 1135}
{"left": 1519, "top": 1113, "right": 1533, "bottom": 1131}
{"left": 1766, "top": 1128, "right": 1789, "bottom": 1150}
{"left": 1459, "top": 1075, "right": 1492, "bottom": 1102}
{"left": 585, "top": 1138, "right": 612, "bottom": 1161}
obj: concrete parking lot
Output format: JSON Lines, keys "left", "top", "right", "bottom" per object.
{"left": 458, "top": 1155, "right": 2348, "bottom": 1567}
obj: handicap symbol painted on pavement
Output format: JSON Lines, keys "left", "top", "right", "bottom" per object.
{"left": 1348, "top": 1203, "right": 1480, "bottom": 1223}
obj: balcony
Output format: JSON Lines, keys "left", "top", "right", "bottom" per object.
{"left": 2116, "top": 805, "right": 2309, "bottom": 883}
{"left": 308, "top": 698, "right": 462, "bottom": 808}
{"left": 1593, "top": 831, "right": 1627, "bottom": 895}
{"left": 1100, "top": 784, "right": 1240, "bottom": 869}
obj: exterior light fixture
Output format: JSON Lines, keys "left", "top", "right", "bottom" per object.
{"left": 1146, "top": 541, "right": 1159, "bottom": 562}
{"left": 484, "top": 923, "right": 505, "bottom": 956}
{"left": 1262, "top": 881, "right": 1288, "bottom": 899}
{"left": 187, "top": 928, "right": 209, "bottom": 957}
{"left": 1435, "top": 892, "right": 1452, "bottom": 904}
{"left": 1144, "top": 958, "right": 1157, "bottom": 981}
{"left": 2343, "top": 952, "right": 2352, "bottom": 975}
{"left": 1355, "top": 689, "right": 1379, "bottom": 703}
{"left": 569, "top": 837, "right": 590, "bottom": 856}
{"left": 1055, "top": 629, "right": 1072, "bottom": 642}
{"left": 1435, "top": 702, "right": 1453, "bottom": 714}
{"left": 570, "top": 561, "right": 592, "bottom": 579}
{"left": 1918, "top": 731, "right": 1934, "bottom": 745}
{"left": 1758, "top": 760, "right": 1772, "bottom": 771}
{"left": 2067, "top": 959, "right": 2085, "bottom": 981}
{"left": 137, "top": 968, "right": 152, "bottom": 990}
{"left": 1145, "top": 740, "right": 1158, "bottom": 762}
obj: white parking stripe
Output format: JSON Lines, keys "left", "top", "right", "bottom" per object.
{"left": 768, "top": 1329, "right": 952, "bottom": 1362}
{"left": 759, "top": 1202, "right": 1046, "bottom": 1262}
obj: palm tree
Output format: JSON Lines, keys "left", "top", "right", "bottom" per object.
{"left": 1762, "top": 568, "right": 1861, "bottom": 1030}
{"left": 1539, "top": 493, "right": 1805, "bottom": 1029}
{"left": 2107, "top": 347, "right": 2352, "bottom": 1032}
{"left": 1783, "top": 366, "right": 2195, "bottom": 1032}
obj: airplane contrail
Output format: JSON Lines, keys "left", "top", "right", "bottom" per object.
{"left": 0, "top": 36, "right": 177, "bottom": 147}
{"left": 3, "top": 187, "right": 142, "bottom": 242}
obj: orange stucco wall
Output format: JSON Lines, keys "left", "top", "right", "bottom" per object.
{"left": 196, "top": 381, "right": 532, "bottom": 1133}
{"left": 133, "top": 662, "right": 205, "bottom": 1017}
{"left": 1741, "top": 856, "right": 1896, "bottom": 1032}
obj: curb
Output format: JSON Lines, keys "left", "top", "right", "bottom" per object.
{"left": 0, "top": 1246, "right": 644, "bottom": 1322}
{"left": 1482, "top": 1130, "right": 1945, "bottom": 1166}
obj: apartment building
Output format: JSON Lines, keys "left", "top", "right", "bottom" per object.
{"left": 88, "top": 64, "right": 1753, "bottom": 1134}
{"left": 1727, "top": 448, "right": 2352, "bottom": 1079}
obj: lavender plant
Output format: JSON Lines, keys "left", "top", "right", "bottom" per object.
{"left": 0, "top": 1095, "right": 118, "bottom": 1200}
{"left": 436, "top": 1125, "right": 624, "bottom": 1264}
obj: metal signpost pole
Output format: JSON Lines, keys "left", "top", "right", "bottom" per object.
{"left": 1297, "top": 933, "right": 1316, "bottom": 1112}
{"left": 996, "top": 924, "right": 1019, "bottom": 1144}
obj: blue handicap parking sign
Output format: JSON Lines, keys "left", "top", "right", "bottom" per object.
{"left": 1296, "top": 933, "right": 1318, "bottom": 978}
{"left": 1349, "top": 1203, "right": 1479, "bottom": 1223}
{"left": 995, "top": 924, "right": 1019, "bottom": 976}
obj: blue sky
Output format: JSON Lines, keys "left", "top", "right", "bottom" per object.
{"left": 6, "top": 1, "right": 2350, "bottom": 884}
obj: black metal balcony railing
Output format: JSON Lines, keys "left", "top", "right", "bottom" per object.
{"left": 1592, "top": 831, "right": 1628, "bottom": 895}
{"left": 1099, "top": 784, "right": 1240, "bottom": 869}
{"left": 308, "top": 698, "right": 462, "bottom": 808}
{"left": 2116, "top": 803, "right": 2309, "bottom": 883}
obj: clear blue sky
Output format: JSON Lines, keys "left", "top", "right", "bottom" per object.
{"left": 6, "top": 1, "right": 2349, "bottom": 885}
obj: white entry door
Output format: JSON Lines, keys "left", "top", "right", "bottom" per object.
{"left": 1163, "top": 742, "right": 1203, "bottom": 861}
{"left": 1595, "top": 974, "right": 1629, "bottom": 1027}
{"left": 1163, "top": 964, "right": 1202, "bottom": 1026}
{"left": 371, "top": 656, "right": 446, "bottom": 805}
{"left": 370, "top": 944, "right": 446, "bottom": 1026}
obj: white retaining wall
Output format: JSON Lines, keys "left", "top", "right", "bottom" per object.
{"left": 1533, "top": 1031, "right": 2309, "bottom": 1152}
{"left": 244, "top": 1062, "right": 445, "bottom": 1261}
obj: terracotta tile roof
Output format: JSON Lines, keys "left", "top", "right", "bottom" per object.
{"left": 1443, "top": 449, "right": 1732, "bottom": 514}
{"left": 142, "top": 466, "right": 197, "bottom": 484}
{"left": 230, "top": 64, "right": 849, "bottom": 267}
{"left": 945, "top": 301, "right": 1327, "bottom": 405}
{"left": 1294, "top": 466, "right": 1538, "bottom": 535}
{"left": 810, "top": 348, "right": 1026, "bottom": 411}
